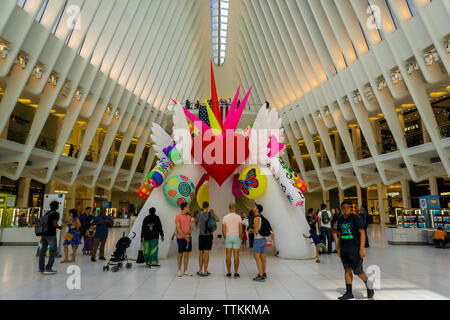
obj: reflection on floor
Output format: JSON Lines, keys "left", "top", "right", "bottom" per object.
{"left": 0, "top": 224, "right": 448, "bottom": 300}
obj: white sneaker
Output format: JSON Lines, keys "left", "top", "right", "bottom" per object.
{"left": 184, "top": 272, "right": 193, "bottom": 277}
{"left": 177, "top": 270, "right": 183, "bottom": 277}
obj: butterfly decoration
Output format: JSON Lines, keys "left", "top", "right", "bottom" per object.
{"left": 238, "top": 168, "right": 259, "bottom": 195}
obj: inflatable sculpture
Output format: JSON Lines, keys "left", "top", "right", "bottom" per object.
{"left": 129, "top": 61, "right": 314, "bottom": 260}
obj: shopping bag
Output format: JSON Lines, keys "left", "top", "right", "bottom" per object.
{"left": 136, "top": 250, "right": 144, "bottom": 264}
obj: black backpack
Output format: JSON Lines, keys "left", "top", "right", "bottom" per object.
{"left": 258, "top": 215, "right": 272, "bottom": 237}
{"left": 35, "top": 211, "right": 53, "bottom": 236}
{"left": 321, "top": 210, "right": 330, "bottom": 224}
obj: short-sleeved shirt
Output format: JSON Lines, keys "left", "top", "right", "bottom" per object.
{"left": 93, "top": 215, "right": 113, "bottom": 239}
{"left": 196, "top": 211, "right": 213, "bottom": 236}
{"left": 44, "top": 211, "right": 60, "bottom": 236}
{"left": 337, "top": 214, "right": 363, "bottom": 256}
{"left": 318, "top": 210, "right": 332, "bottom": 228}
{"left": 222, "top": 213, "right": 242, "bottom": 236}
{"left": 175, "top": 212, "right": 192, "bottom": 239}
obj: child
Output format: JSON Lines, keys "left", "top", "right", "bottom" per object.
{"left": 82, "top": 224, "right": 95, "bottom": 255}
{"left": 267, "top": 232, "right": 280, "bottom": 257}
{"left": 303, "top": 230, "right": 326, "bottom": 263}
{"left": 241, "top": 223, "right": 248, "bottom": 249}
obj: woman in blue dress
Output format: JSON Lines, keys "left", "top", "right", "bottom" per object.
{"left": 61, "top": 209, "right": 82, "bottom": 263}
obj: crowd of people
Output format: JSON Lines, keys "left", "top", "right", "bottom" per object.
{"left": 37, "top": 199, "right": 377, "bottom": 299}
{"left": 37, "top": 202, "right": 114, "bottom": 274}
{"left": 167, "top": 201, "right": 276, "bottom": 282}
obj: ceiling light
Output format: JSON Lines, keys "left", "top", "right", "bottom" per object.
{"left": 424, "top": 49, "right": 439, "bottom": 66}
{"left": 15, "top": 55, "right": 28, "bottom": 69}
{"left": 106, "top": 104, "right": 112, "bottom": 114}
{"left": 0, "top": 42, "right": 9, "bottom": 60}
{"left": 353, "top": 92, "right": 362, "bottom": 104}
{"left": 74, "top": 88, "right": 83, "bottom": 101}
{"left": 377, "top": 78, "right": 386, "bottom": 91}
{"left": 391, "top": 71, "right": 402, "bottom": 84}
{"left": 405, "top": 62, "right": 418, "bottom": 75}
{"left": 114, "top": 110, "right": 120, "bottom": 119}
{"left": 48, "top": 72, "right": 58, "bottom": 86}
{"left": 32, "top": 65, "right": 43, "bottom": 79}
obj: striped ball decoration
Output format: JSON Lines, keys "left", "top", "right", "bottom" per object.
{"left": 163, "top": 174, "right": 196, "bottom": 207}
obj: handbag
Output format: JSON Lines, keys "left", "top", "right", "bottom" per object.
{"left": 64, "top": 232, "right": 74, "bottom": 241}
{"left": 136, "top": 249, "right": 144, "bottom": 264}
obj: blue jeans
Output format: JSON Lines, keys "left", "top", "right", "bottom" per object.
{"left": 39, "top": 235, "right": 57, "bottom": 271}
{"left": 320, "top": 227, "right": 332, "bottom": 253}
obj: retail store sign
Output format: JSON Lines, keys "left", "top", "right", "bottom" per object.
{"left": 419, "top": 195, "right": 441, "bottom": 209}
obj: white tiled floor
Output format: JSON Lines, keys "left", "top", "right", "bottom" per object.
{"left": 0, "top": 225, "right": 448, "bottom": 300}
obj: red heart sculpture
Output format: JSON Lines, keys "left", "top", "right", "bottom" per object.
{"left": 191, "top": 133, "right": 249, "bottom": 186}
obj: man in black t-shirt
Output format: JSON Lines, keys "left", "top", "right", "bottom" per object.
{"left": 336, "top": 201, "right": 374, "bottom": 300}
{"left": 38, "top": 201, "right": 63, "bottom": 275}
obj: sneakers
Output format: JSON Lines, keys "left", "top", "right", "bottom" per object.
{"left": 253, "top": 275, "right": 265, "bottom": 282}
{"left": 205, "top": 271, "right": 211, "bottom": 276}
{"left": 151, "top": 264, "right": 160, "bottom": 268}
{"left": 262, "top": 273, "right": 267, "bottom": 280}
{"left": 366, "top": 280, "right": 375, "bottom": 299}
{"left": 36, "top": 270, "right": 44, "bottom": 275}
{"left": 184, "top": 272, "right": 193, "bottom": 277}
{"left": 197, "top": 271, "right": 206, "bottom": 277}
{"left": 338, "top": 292, "right": 355, "bottom": 300}
{"left": 316, "top": 259, "right": 320, "bottom": 263}
{"left": 43, "top": 269, "right": 57, "bottom": 275}
{"left": 234, "top": 273, "right": 240, "bottom": 279}
{"left": 177, "top": 270, "right": 183, "bottom": 277}
{"left": 275, "top": 251, "right": 279, "bottom": 257}
{"left": 226, "top": 273, "right": 232, "bottom": 278}
{"left": 99, "top": 257, "right": 106, "bottom": 261}
{"left": 91, "top": 257, "right": 96, "bottom": 262}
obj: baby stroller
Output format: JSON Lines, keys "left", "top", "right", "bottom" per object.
{"left": 103, "top": 232, "right": 135, "bottom": 272}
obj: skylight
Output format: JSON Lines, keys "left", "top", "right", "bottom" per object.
{"left": 210, "top": 0, "right": 229, "bottom": 66}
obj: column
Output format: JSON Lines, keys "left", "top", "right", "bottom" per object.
{"left": 44, "top": 180, "right": 56, "bottom": 194}
{"left": 67, "top": 184, "right": 77, "bottom": 218}
{"left": 356, "top": 184, "right": 362, "bottom": 208}
{"left": 401, "top": 180, "right": 411, "bottom": 208}
{"left": 377, "top": 182, "right": 387, "bottom": 226}
{"left": 322, "top": 190, "right": 330, "bottom": 208}
{"left": 373, "top": 119, "right": 382, "bottom": 154}
{"left": 281, "top": 151, "right": 291, "bottom": 167}
{"left": 335, "top": 132, "right": 342, "bottom": 163}
{"left": 17, "top": 178, "right": 31, "bottom": 208}
{"left": 429, "top": 176, "right": 438, "bottom": 195}
{"left": 338, "top": 187, "right": 344, "bottom": 204}
{"left": 319, "top": 141, "right": 326, "bottom": 167}
{"left": 422, "top": 119, "right": 431, "bottom": 143}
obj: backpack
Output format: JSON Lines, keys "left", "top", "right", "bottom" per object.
{"left": 35, "top": 211, "right": 53, "bottom": 236}
{"left": 206, "top": 212, "right": 217, "bottom": 233}
{"left": 258, "top": 214, "right": 272, "bottom": 237}
{"left": 321, "top": 210, "right": 330, "bottom": 225}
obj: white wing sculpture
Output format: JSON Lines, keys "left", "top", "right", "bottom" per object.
{"left": 150, "top": 123, "right": 174, "bottom": 160}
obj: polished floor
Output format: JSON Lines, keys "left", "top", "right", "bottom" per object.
{"left": 0, "top": 225, "right": 448, "bottom": 300}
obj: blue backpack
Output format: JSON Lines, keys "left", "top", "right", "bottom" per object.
{"left": 206, "top": 212, "right": 217, "bottom": 233}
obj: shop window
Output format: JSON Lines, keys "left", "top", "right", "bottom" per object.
{"left": 378, "top": 119, "right": 398, "bottom": 154}
{"left": 437, "top": 177, "right": 450, "bottom": 208}
{"left": 403, "top": 109, "right": 424, "bottom": 147}
{"left": 431, "top": 97, "right": 450, "bottom": 138}
{"left": 409, "top": 180, "right": 430, "bottom": 208}
{"left": 7, "top": 101, "right": 36, "bottom": 145}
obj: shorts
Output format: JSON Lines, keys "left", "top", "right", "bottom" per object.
{"left": 199, "top": 235, "right": 213, "bottom": 251}
{"left": 252, "top": 238, "right": 266, "bottom": 254}
{"left": 340, "top": 254, "right": 364, "bottom": 275}
{"left": 177, "top": 238, "right": 192, "bottom": 253}
{"left": 225, "top": 235, "right": 241, "bottom": 249}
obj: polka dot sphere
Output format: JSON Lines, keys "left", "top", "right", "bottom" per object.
{"left": 163, "top": 175, "right": 196, "bottom": 207}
